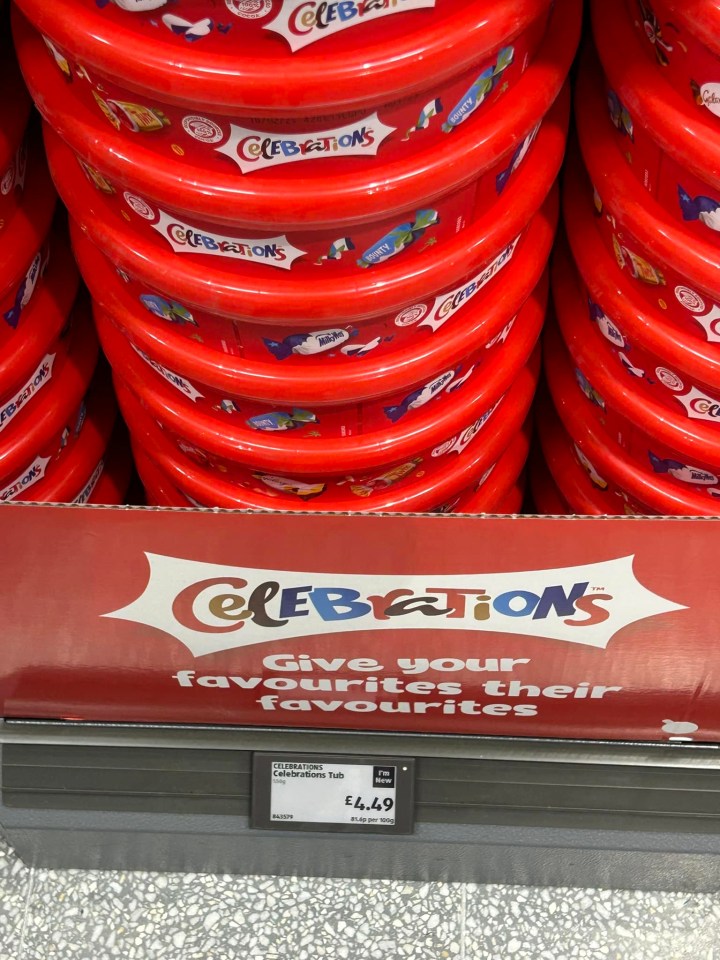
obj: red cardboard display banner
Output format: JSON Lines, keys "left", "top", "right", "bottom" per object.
{"left": 0, "top": 505, "right": 717, "bottom": 743}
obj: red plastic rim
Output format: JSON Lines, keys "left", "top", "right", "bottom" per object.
{"left": 13, "top": 0, "right": 551, "bottom": 117}
{"left": 0, "top": 302, "right": 98, "bottom": 485}
{"left": 452, "top": 420, "right": 530, "bottom": 513}
{"left": 17, "top": 367, "right": 117, "bottom": 504}
{"left": 536, "top": 390, "right": 628, "bottom": 516}
{"left": 662, "top": 0, "right": 720, "bottom": 56}
{"left": 593, "top": 0, "right": 720, "bottom": 188}
{"left": 0, "top": 227, "right": 79, "bottom": 401}
{"left": 16, "top": 4, "right": 576, "bottom": 231}
{"left": 0, "top": 137, "right": 56, "bottom": 306}
{"left": 576, "top": 53, "right": 720, "bottom": 307}
{"left": 553, "top": 238, "right": 720, "bottom": 469}
{"left": 543, "top": 321, "right": 720, "bottom": 515}
{"left": 74, "top": 198, "right": 555, "bottom": 405}
{"left": 121, "top": 352, "right": 539, "bottom": 512}
{"left": 100, "top": 290, "right": 543, "bottom": 476}
{"left": 49, "top": 111, "right": 566, "bottom": 324}
{"left": 139, "top": 427, "right": 529, "bottom": 515}
{"left": 563, "top": 153, "right": 720, "bottom": 385}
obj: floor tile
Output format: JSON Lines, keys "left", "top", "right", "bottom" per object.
{"left": 0, "top": 835, "right": 31, "bottom": 960}
{"left": 21, "top": 866, "right": 463, "bottom": 960}
{"left": 463, "top": 884, "right": 720, "bottom": 960}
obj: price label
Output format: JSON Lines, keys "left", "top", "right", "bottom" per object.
{"left": 251, "top": 753, "right": 415, "bottom": 834}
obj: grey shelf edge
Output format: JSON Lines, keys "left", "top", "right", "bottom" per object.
{"left": 3, "top": 720, "right": 720, "bottom": 892}
{"left": 2, "top": 719, "right": 719, "bottom": 768}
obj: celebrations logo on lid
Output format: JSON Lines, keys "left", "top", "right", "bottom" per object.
{"left": 699, "top": 83, "right": 720, "bottom": 119}
{"left": 265, "top": 0, "right": 436, "bottom": 52}
{"left": 216, "top": 113, "right": 396, "bottom": 173}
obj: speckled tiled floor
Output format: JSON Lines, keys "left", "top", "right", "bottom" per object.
{"left": 0, "top": 835, "right": 719, "bottom": 960}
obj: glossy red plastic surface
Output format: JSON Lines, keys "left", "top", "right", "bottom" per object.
{"left": 18, "top": 369, "right": 117, "bottom": 505}
{"left": 576, "top": 57, "right": 720, "bottom": 331}
{"left": 451, "top": 421, "right": 530, "bottom": 514}
{"left": 13, "top": 0, "right": 551, "bottom": 117}
{"left": 0, "top": 304, "right": 98, "bottom": 493}
{"left": 596, "top": 0, "right": 720, "bottom": 184}
{"left": 14, "top": 3, "right": 576, "bottom": 234}
{"left": 100, "top": 290, "right": 542, "bottom": 477}
{"left": 564, "top": 154, "right": 720, "bottom": 387}
{"left": 544, "top": 321, "right": 720, "bottom": 516}
{"left": 73, "top": 194, "right": 556, "bottom": 401}
{"left": 119, "top": 350, "right": 539, "bottom": 512}
{"left": 626, "top": 0, "right": 720, "bottom": 120}
{"left": 537, "top": 392, "right": 628, "bottom": 516}
{"left": 0, "top": 137, "right": 56, "bottom": 312}
{"left": 554, "top": 241, "right": 720, "bottom": 496}
{"left": 0, "top": 230, "right": 79, "bottom": 409}
{"left": 46, "top": 97, "right": 567, "bottom": 326}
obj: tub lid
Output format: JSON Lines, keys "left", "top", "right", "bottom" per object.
{"left": 0, "top": 225, "right": 80, "bottom": 399}
{"left": 14, "top": 0, "right": 550, "bottom": 117}
{"left": 593, "top": 0, "right": 720, "bottom": 188}
{"left": 120, "top": 351, "right": 538, "bottom": 511}
{"left": 543, "top": 320, "right": 720, "bottom": 516}
{"left": 16, "top": 2, "right": 575, "bottom": 230}
{"left": 576, "top": 54, "right": 720, "bottom": 304}
{"left": 50, "top": 116, "right": 563, "bottom": 323}
{"left": 72, "top": 204, "right": 554, "bottom": 406}
{"left": 99, "top": 289, "right": 542, "bottom": 475}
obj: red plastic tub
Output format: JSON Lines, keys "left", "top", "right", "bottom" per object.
{"left": 564, "top": 160, "right": 720, "bottom": 423}
{"left": 135, "top": 425, "right": 528, "bottom": 515}
{"left": 119, "top": 348, "right": 540, "bottom": 512}
{"left": 15, "top": 368, "right": 117, "bottom": 504}
{"left": 0, "top": 139, "right": 56, "bottom": 333}
{"left": 449, "top": 421, "right": 530, "bottom": 514}
{"left": 541, "top": 326, "right": 720, "bottom": 517}
{"left": 553, "top": 241, "right": 720, "bottom": 500}
{"left": 95, "top": 261, "right": 546, "bottom": 453}
{"left": 0, "top": 233, "right": 80, "bottom": 432}
{"left": 594, "top": 0, "right": 720, "bottom": 245}
{"left": 44, "top": 83, "right": 568, "bottom": 334}
{"left": 536, "top": 391, "right": 639, "bottom": 516}
{"left": 544, "top": 316, "right": 720, "bottom": 516}
{"left": 13, "top": 0, "right": 553, "bottom": 138}
{"left": 576, "top": 54, "right": 720, "bottom": 344}
{"left": 0, "top": 306, "right": 99, "bottom": 502}
{"left": 74, "top": 191, "right": 556, "bottom": 389}
{"left": 138, "top": 426, "right": 529, "bottom": 516}
{"left": 99, "top": 284, "right": 542, "bottom": 482}
{"left": 625, "top": 0, "right": 720, "bottom": 122}
{"left": 14, "top": 0, "right": 575, "bottom": 246}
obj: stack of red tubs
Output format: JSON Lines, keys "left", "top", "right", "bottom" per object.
{"left": 536, "top": 0, "right": 720, "bottom": 517}
{"left": 0, "top": 25, "right": 128, "bottom": 507}
{"left": 13, "top": 0, "right": 580, "bottom": 514}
